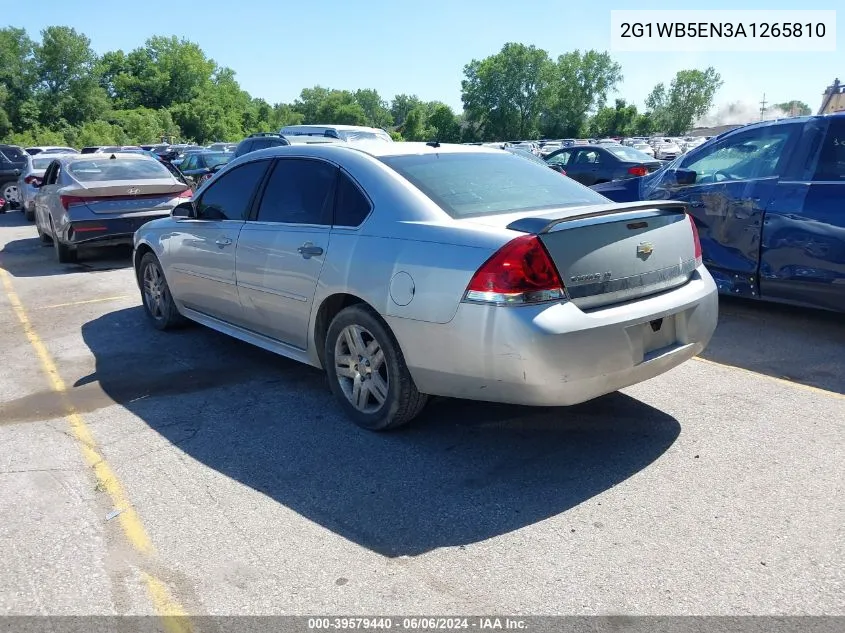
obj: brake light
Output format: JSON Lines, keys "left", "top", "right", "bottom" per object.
{"left": 60, "top": 195, "right": 87, "bottom": 210}
{"left": 24, "top": 175, "right": 41, "bottom": 185}
{"left": 177, "top": 188, "right": 193, "bottom": 199}
{"left": 628, "top": 165, "right": 649, "bottom": 176}
{"left": 464, "top": 235, "right": 565, "bottom": 305}
{"left": 688, "top": 213, "right": 702, "bottom": 266}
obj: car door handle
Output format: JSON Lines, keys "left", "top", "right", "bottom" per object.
{"left": 297, "top": 243, "right": 324, "bottom": 258}
{"left": 215, "top": 237, "right": 233, "bottom": 247}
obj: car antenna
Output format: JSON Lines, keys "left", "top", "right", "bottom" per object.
{"left": 426, "top": 140, "right": 440, "bottom": 148}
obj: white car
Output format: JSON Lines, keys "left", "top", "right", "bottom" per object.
{"left": 633, "top": 143, "right": 655, "bottom": 157}
{"left": 655, "top": 142, "right": 682, "bottom": 160}
{"left": 17, "top": 153, "right": 76, "bottom": 221}
{"left": 25, "top": 146, "right": 78, "bottom": 156}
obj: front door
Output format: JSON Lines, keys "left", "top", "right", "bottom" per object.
{"left": 165, "top": 159, "right": 270, "bottom": 323}
{"left": 235, "top": 157, "right": 337, "bottom": 349}
{"left": 648, "top": 123, "right": 800, "bottom": 296}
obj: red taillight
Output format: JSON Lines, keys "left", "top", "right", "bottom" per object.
{"left": 628, "top": 165, "right": 649, "bottom": 176}
{"left": 464, "top": 235, "right": 565, "bottom": 305}
{"left": 177, "top": 188, "right": 193, "bottom": 199}
{"left": 688, "top": 213, "right": 702, "bottom": 266}
{"left": 24, "top": 175, "right": 41, "bottom": 185}
{"left": 60, "top": 195, "right": 87, "bottom": 210}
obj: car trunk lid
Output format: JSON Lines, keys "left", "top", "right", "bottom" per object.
{"left": 59, "top": 180, "right": 190, "bottom": 215}
{"left": 502, "top": 201, "right": 700, "bottom": 309}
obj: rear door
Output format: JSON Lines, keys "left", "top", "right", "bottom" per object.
{"left": 166, "top": 159, "right": 271, "bottom": 324}
{"left": 34, "top": 161, "right": 61, "bottom": 235}
{"left": 566, "top": 149, "right": 603, "bottom": 185}
{"left": 235, "top": 157, "right": 337, "bottom": 349}
{"left": 648, "top": 123, "right": 801, "bottom": 296}
{"left": 759, "top": 116, "right": 845, "bottom": 311}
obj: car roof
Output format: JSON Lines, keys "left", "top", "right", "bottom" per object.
{"left": 281, "top": 124, "right": 387, "bottom": 132}
{"left": 56, "top": 152, "right": 160, "bottom": 162}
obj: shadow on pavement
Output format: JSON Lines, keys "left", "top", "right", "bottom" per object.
{"left": 700, "top": 296, "right": 845, "bottom": 395}
{"left": 0, "top": 236, "right": 132, "bottom": 277}
{"left": 78, "top": 307, "right": 680, "bottom": 557}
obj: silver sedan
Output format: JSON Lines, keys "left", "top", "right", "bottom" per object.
{"left": 133, "top": 143, "right": 719, "bottom": 431}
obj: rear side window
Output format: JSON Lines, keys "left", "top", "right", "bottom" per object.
{"left": 812, "top": 118, "right": 845, "bottom": 181}
{"left": 234, "top": 140, "right": 252, "bottom": 157}
{"left": 0, "top": 146, "right": 26, "bottom": 162}
{"left": 334, "top": 172, "right": 371, "bottom": 227}
{"left": 68, "top": 158, "right": 173, "bottom": 182}
{"left": 255, "top": 159, "right": 336, "bottom": 225}
{"left": 380, "top": 152, "right": 608, "bottom": 218}
{"left": 197, "top": 159, "right": 269, "bottom": 221}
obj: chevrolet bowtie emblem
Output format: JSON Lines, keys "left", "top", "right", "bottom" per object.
{"left": 637, "top": 242, "right": 654, "bottom": 258}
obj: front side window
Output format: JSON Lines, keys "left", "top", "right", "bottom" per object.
{"left": 255, "top": 159, "right": 336, "bottom": 225}
{"left": 681, "top": 126, "right": 796, "bottom": 184}
{"left": 196, "top": 160, "right": 269, "bottom": 221}
{"left": 812, "top": 118, "right": 845, "bottom": 181}
{"left": 573, "top": 149, "right": 601, "bottom": 165}
{"left": 381, "top": 152, "right": 608, "bottom": 219}
{"left": 546, "top": 150, "right": 572, "bottom": 166}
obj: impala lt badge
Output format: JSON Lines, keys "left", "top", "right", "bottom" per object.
{"left": 570, "top": 271, "right": 612, "bottom": 284}
{"left": 637, "top": 241, "right": 654, "bottom": 259}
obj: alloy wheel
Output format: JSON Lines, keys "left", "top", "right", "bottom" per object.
{"left": 334, "top": 324, "right": 389, "bottom": 414}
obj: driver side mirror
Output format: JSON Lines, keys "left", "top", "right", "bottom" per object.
{"left": 666, "top": 168, "right": 697, "bottom": 187}
{"left": 172, "top": 201, "right": 195, "bottom": 218}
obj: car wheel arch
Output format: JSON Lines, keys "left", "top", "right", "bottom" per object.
{"left": 134, "top": 242, "right": 156, "bottom": 285}
{"left": 313, "top": 293, "right": 393, "bottom": 370}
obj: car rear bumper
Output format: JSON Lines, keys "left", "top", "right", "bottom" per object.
{"left": 66, "top": 214, "right": 170, "bottom": 247}
{"left": 386, "top": 265, "right": 719, "bottom": 406}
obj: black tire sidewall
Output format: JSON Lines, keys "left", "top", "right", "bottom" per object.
{"left": 325, "top": 306, "right": 408, "bottom": 431}
{"left": 139, "top": 253, "right": 180, "bottom": 330}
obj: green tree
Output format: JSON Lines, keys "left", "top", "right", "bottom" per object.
{"left": 400, "top": 106, "right": 432, "bottom": 141}
{"left": 293, "top": 86, "right": 331, "bottom": 123}
{"left": 461, "top": 42, "right": 554, "bottom": 141}
{"left": 0, "top": 27, "right": 38, "bottom": 132}
{"left": 33, "top": 26, "right": 110, "bottom": 127}
{"left": 315, "top": 91, "right": 368, "bottom": 125}
{"left": 775, "top": 100, "right": 811, "bottom": 116}
{"left": 542, "top": 50, "right": 623, "bottom": 138}
{"left": 354, "top": 89, "right": 392, "bottom": 128}
{"left": 646, "top": 67, "right": 723, "bottom": 135}
{"left": 390, "top": 94, "right": 422, "bottom": 128}
{"left": 588, "top": 99, "right": 641, "bottom": 138}
{"left": 426, "top": 103, "right": 461, "bottom": 142}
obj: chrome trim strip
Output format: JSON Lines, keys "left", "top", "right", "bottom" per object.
{"left": 569, "top": 259, "right": 697, "bottom": 309}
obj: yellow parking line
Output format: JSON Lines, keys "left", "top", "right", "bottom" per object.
{"left": 41, "top": 295, "right": 132, "bottom": 309}
{"left": 693, "top": 356, "right": 845, "bottom": 400}
{"left": 0, "top": 268, "right": 193, "bottom": 628}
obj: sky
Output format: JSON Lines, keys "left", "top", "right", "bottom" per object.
{"left": 11, "top": 0, "right": 845, "bottom": 124}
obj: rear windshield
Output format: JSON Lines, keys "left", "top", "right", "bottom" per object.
{"left": 380, "top": 152, "right": 608, "bottom": 218}
{"left": 342, "top": 130, "right": 393, "bottom": 143}
{"left": 204, "top": 152, "right": 232, "bottom": 167}
{"left": 33, "top": 157, "right": 57, "bottom": 169}
{"left": 67, "top": 158, "right": 174, "bottom": 182}
{"left": 606, "top": 146, "right": 658, "bottom": 162}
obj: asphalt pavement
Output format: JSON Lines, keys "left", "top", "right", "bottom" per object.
{"left": 0, "top": 211, "right": 842, "bottom": 620}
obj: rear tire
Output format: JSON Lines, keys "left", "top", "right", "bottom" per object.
{"left": 51, "top": 221, "right": 77, "bottom": 263}
{"left": 37, "top": 222, "right": 51, "bottom": 244}
{"left": 139, "top": 252, "right": 186, "bottom": 330}
{"left": 325, "top": 304, "right": 428, "bottom": 431}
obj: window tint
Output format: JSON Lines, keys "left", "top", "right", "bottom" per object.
{"left": 813, "top": 118, "right": 845, "bottom": 181}
{"left": 234, "top": 140, "right": 252, "bottom": 157}
{"left": 180, "top": 155, "right": 198, "bottom": 171}
{"left": 0, "top": 146, "right": 26, "bottom": 161}
{"left": 682, "top": 126, "right": 795, "bottom": 183}
{"left": 334, "top": 172, "right": 371, "bottom": 226}
{"left": 197, "top": 160, "right": 269, "bottom": 220}
{"left": 255, "top": 159, "right": 336, "bottom": 224}
{"left": 380, "top": 152, "right": 608, "bottom": 218}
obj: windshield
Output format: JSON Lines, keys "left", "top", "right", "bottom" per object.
{"left": 67, "top": 158, "right": 174, "bottom": 182}
{"left": 380, "top": 152, "right": 608, "bottom": 218}
{"left": 606, "top": 146, "right": 657, "bottom": 162}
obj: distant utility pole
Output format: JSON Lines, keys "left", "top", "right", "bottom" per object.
{"left": 759, "top": 93, "right": 768, "bottom": 119}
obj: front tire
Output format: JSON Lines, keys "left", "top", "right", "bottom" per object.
{"left": 139, "top": 252, "right": 186, "bottom": 330}
{"left": 325, "top": 304, "right": 428, "bottom": 431}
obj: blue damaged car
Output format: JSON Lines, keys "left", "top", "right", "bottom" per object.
{"left": 592, "top": 113, "right": 845, "bottom": 312}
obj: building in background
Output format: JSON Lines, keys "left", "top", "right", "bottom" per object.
{"left": 818, "top": 78, "right": 845, "bottom": 115}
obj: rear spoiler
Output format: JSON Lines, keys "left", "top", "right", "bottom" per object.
{"left": 506, "top": 201, "right": 690, "bottom": 235}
